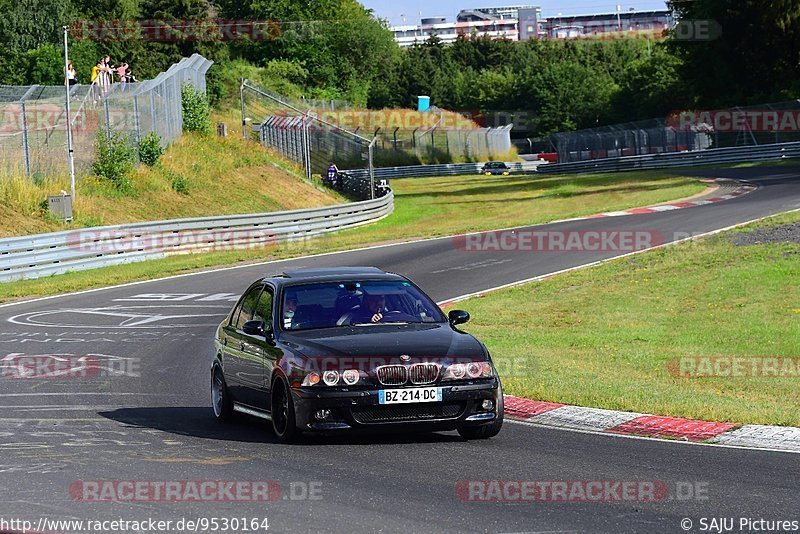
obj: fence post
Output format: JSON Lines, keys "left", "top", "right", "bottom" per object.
{"left": 303, "top": 113, "right": 312, "bottom": 180}
{"left": 103, "top": 97, "right": 112, "bottom": 142}
{"left": 20, "top": 101, "right": 31, "bottom": 176}
{"left": 132, "top": 94, "right": 141, "bottom": 148}
{"left": 240, "top": 79, "right": 247, "bottom": 140}
{"left": 368, "top": 137, "right": 376, "bottom": 200}
{"left": 150, "top": 91, "right": 157, "bottom": 137}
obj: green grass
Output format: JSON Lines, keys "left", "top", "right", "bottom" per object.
{"left": 458, "top": 210, "right": 800, "bottom": 426}
{"left": 0, "top": 170, "right": 705, "bottom": 302}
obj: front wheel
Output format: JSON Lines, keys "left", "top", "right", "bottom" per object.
{"left": 212, "top": 363, "right": 234, "bottom": 422}
{"left": 271, "top": 377, "right": 298, "bottom": 443}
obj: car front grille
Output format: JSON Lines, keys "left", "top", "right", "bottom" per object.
{"left": 351, "top": 402, "right": 464, "bottom": 424}
{"left": 409, "top": 363, "right": 440, "bottom": 385}
{"left": 376, "top": 365, "right": 408, "bottom": 386}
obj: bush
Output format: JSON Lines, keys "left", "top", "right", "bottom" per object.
{"left": 92, "top": 131, "right": 135, "bottom": 191}
{"left": 171, "top": 173, "right": 190, "bottom": 195}
{"left": 181, "top": 84, "right": 211, "bottom": 134}
{"left": 138, "top": 131, "right": 164, "bottom": 166}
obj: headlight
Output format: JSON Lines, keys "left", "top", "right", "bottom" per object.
{"left": 442, "top": 361, "right": 493, "bottom": 380}
{"left": 322, "top": 370, "right": 340, "bottom": 386}
{"left": 302, "top": 372, "right": 321, "bottom": 386}
{"left": 342, "top": 369, "right": 360, "bottom": 385}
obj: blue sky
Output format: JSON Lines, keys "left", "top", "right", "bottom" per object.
{"left": 360, "top": 1, "right": 669, "bottom": 25}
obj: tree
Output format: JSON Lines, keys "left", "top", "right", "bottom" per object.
{"left": 668, "top": 0, "right": 800, "bottom": 104}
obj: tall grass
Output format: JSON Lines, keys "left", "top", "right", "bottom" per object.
{"left": 0, "top": 169, "right": 68, "bottom": 215}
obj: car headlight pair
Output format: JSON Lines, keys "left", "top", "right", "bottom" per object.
{"left": 442, "top": 361, "right": 493, "bottom": 380}
{"left": 302, "top": 369, "right": 361, "bottom": 386}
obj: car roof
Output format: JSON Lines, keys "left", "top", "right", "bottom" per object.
{"left": 262, "top": 267, "right": 406, "bottom": 286}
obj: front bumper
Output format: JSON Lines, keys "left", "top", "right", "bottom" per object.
{"left": 291, "top": 379, "right": 501, "bottom": 432}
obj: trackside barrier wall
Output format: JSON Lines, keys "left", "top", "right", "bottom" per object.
{"left": 0, "top": 192, "right": 393, "bottom": 283}
{"left": 538, "top": 141, "right": 800, "bottom": 174}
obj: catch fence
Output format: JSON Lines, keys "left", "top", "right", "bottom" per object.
{"left": 0, "top": 54, "right": 213, "bottom": 178}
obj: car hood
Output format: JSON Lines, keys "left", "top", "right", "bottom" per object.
{"left": 280, "top": 323, "right": 486, "bottom": 363}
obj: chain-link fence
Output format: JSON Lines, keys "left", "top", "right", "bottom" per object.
{"left": 241, "top": 79, "right": 378, "bottom": 200}
{"left": 0, "top": 54, "right": 213, "bottom": 178}
{"left": 551, "top": 100, "right": 800, "bottom": 163}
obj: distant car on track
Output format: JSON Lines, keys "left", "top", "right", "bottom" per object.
{"left": 481, "top": 161, "right": 511, "bottom": 176}
{"left": 211, "top": 267, "right": 504, "bottom": 442}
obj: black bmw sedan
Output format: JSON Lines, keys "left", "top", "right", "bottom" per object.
{"left": 212, "top": 267, "right": 504, "bottom": 442}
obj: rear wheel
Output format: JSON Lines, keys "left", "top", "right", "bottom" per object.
{"left": 457, "top": 392, "right": 504, "bottom": 440}
{"left": 212, "top": 364, "right": 234, "bottom": 422}
{"left": 271, "top": 377, "right": 298, "bottom": 443}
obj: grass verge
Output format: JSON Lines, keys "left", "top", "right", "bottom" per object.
{"left": 459, "top": 210, "right": 800, "bottom": 426}
{"left": 0, "top": 170, "right": 704, "bottom": 301}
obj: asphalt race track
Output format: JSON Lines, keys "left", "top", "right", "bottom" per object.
{"left": 0, "top": 166, "right": 799, "bottom": 533}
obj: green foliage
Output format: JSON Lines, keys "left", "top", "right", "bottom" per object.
{"left": 668, "top": 0, "right": 800, "bottom": 105}
{"left": 181, "top": 84, "right": 211, "bottom": 134}
{"left": 138, "top": 132, "right": 164, "bottom": 166}
{"left": 92, "top": 131, "right": 135, "bottom": 192}
{"left": 168, "top": 170, "right": 190, "bottom": 194}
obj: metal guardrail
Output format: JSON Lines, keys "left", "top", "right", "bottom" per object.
{"left": 0, "top": 192, "right": 393, "bottom": 283}
{"left": 347, "top": 161, "right": 543, "bottom": 180}
{"left": 538, "top": 141, "right": 800, "bottom": 174}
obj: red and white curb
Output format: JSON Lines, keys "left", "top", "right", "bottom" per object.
{"left": 579, "top": 179, "right": 757, "bottom": 220}
{"left": 504, "top": 395, "right": 800, "bottom": 452}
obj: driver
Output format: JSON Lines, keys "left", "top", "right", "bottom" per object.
{"left": 283, "top": 291, "right": 298, "bottom": 328}
{"left": 351, "top": 292, "right": 386, "bottom": 324}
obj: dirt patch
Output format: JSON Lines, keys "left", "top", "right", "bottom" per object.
{"left": 730, "top": 222, "right": 800, "bottom": 246}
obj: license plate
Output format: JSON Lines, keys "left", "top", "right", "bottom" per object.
{"left": 379, "top": 387, "right": 442, "bottom": 404}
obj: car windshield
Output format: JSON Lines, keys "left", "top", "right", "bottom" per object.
{"left": 281, "top": 281, "right": 446, "bottom": 331}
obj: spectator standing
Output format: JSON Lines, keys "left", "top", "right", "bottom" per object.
{"left": 64, "top": 60, "right": 77, "bottom": 86}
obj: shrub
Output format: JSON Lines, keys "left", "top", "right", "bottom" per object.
{"left": 167, "top": 169, "right": 190, "bottom": 195}
{"left": 181, "top": 84, "right": 211, "bottom": 134}
{"left": 91, "top": 131, "right": 135, "bottom": 191}
{"left": 138, "top": 131, "right": 164, "bottom": 166}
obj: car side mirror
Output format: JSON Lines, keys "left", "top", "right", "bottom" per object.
{"left": 243, "top": 320, "right": 266, "bottom": 337}
{"left": 448, "top": 310, "right": 470, "bottom": 326}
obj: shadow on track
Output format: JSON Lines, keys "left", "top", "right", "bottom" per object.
{"left": 98, "top": 406, "right": 466, "bottom": 446}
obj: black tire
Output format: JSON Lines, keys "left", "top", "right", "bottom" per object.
{"left": 457, "top": 393, "right": 504, "bottom": 440}
{"left": 271, "top": 377, "right": 298, "bottom": 443}
{"left": 211, "top": 363, "right": 234, "bottom": 423}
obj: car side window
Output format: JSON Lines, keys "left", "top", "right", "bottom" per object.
{"left": 253, "top": 287, "right": 274, "bottom": 325}
{"left": 234, "top": 286, "right": 263, "bottom": 330}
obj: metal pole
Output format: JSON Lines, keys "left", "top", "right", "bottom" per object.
{"left": 368, "top": 138, "right": 376, "bottom": 200}
{"left": 132, "top": 94, "right": 141, "bottom": 147}
{"left": 303, "top": 113, "right": 312, "bottom": 180}
{"left": 240, "top": 78, "right": 247, "bottom": 140}
{"left": 20, "top": 101, "right": 31, "bottom": 176}
{"left": 63, "top": 26, "right": 76, "bottom": 200}
{"left": 103, "top": 97, "right": 112, "bottom": 142}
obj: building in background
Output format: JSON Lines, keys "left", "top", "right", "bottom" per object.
{"left": 391, "top": 6, "right": 673, "bottom": 47}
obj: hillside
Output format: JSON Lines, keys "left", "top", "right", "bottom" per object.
{"left": 0, "top": 115, "right": 346, "bottom": 238}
